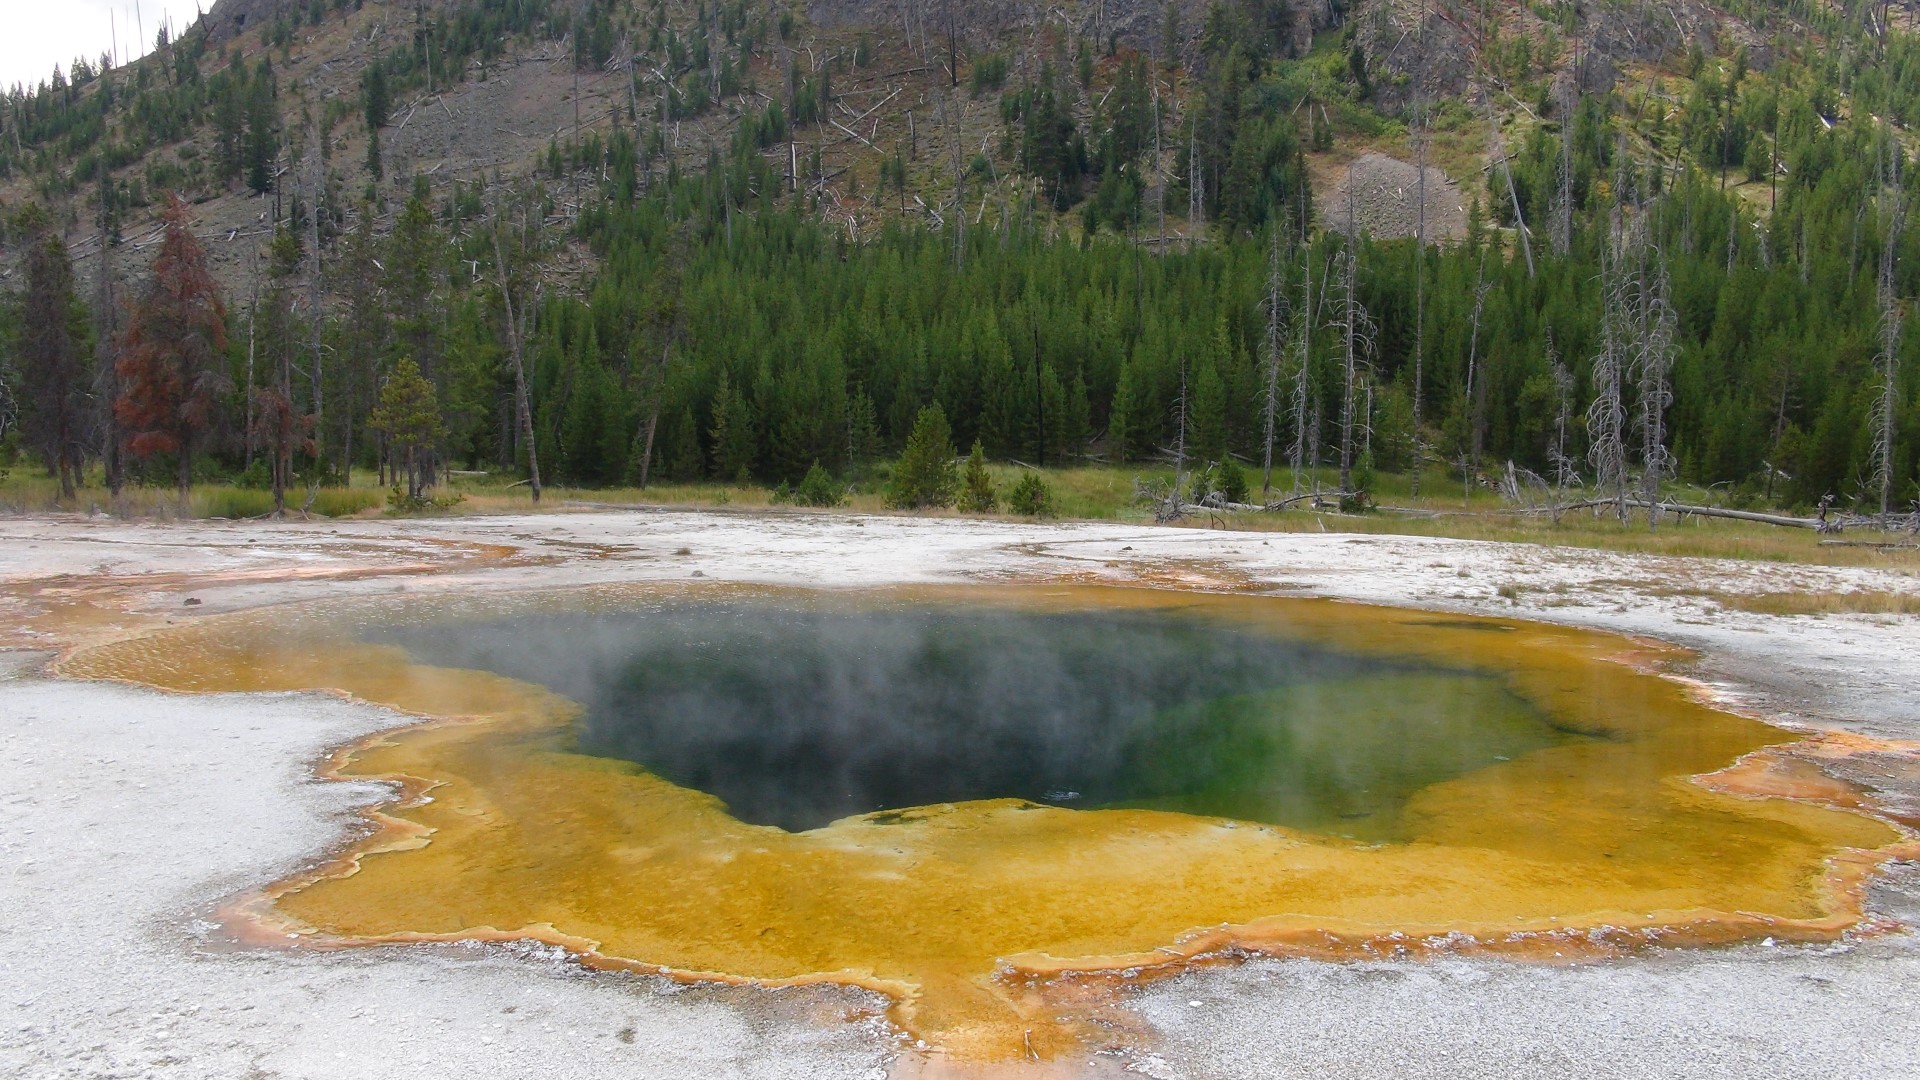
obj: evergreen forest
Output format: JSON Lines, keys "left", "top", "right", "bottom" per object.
{"left": 1, "top": 0, "right": 1918, "bottom": 523}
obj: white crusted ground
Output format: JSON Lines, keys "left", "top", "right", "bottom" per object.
{"left": 0, "top": 508, "right": 1916, "bottom": 1079}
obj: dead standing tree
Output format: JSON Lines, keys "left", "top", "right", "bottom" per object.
{"left": 304, "top": 110, "right": 327, "bottom": 499}
{"left": 1462, "top": 253, "right": 1492, "bottom": 493}
{"left": 1410, "top": 0, "right": 1431, "bottom": 496}
{"left": 1588, "top": 214, "right": 1631, "bottom": 523}
{"left": 490, "top": 186, "right": 543, "bottom": 503}
{"left": 1620, "top": 218, "right": 1678, "bottom": 530}
{"left": 1544, "top": 330, "right": 1579, "bottom": 520}
{"left": 1874, "top": 147, "right": 1908, "bottom": 519}
{"left": 1153, "top": 357, "right": 1192, "bottom": 522}
{"left": 1332, "top": 190, "right": 1379, "bottom": 499}
{"left": 631, "top": 229, "right": 690, "bottom": 489}
{"left": 1289, "top": 207, "right": 1325, "bottom": 497}
{"left": 1260, "top": 226, "right": 1289, "bottom": 498}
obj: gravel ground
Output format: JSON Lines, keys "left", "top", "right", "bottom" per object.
{"left": 1125, "top": 934, "right": 1920, "bottom": 1079}
{"left": 1326, "top": 152, "right": 1468, "bottom": 241}
{"left": 1, "top": 510, "right": 1917, "bottom": 1078}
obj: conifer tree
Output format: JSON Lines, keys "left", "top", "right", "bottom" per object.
{"left": 1108, "top": 357, "right": 1137, "bottom": 462}
{"left": 709, "top": 369, "right": 757, "bottom": 482}
{"left": 1190, "top": 357, "right": 1227, "bottom": 461}
{"left": 19, "top": 212, "right": 92, "bottom": 498}
{"left": 251, "top": 226, "right": 313, "bottom": 512}
{"left": 1007, "top": 469, "right": 1055, "bottom": 515}
{"left": 848, "top": 386, "right": 884, "bottom": 469}
{"left": 244, "top": 62, "right": 277, "bottom": 195}
{"left": 116, "top": 194, "right": 230, "bottom": 501}
{"left": 958, "top": 439, "right": 998, "bottom": 512}
{"left": 370, "top": 358, "right": 446, "bottom": 501}
{"left": 887, "top": 403, "right": 958, "bottom": 509}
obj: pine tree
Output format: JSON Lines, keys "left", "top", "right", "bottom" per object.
{"left": 1108, "top": 356, "right": 1138, "bottom": 462}
{"left": 370, "top": 357, "right": 446, "bottom": 501}
{"left": 657, "top": 404, "right": 703, "bottom": 482}
{"left": 886, "top": 403, "right": 958, "bottom": 509}
{"left": 250, "top": 225, "right": 313, "bottom": 512}
{"left": 116, "top": 194, "right": 230, "bottom": 501}
{"left": 1190, "top": 356, "right": 1227, "bottom": 461}
{"left": 1006, "top": 470, "right": 1055, "bottom": 515}
{"left": 709, "top": 369, "right": 757, "bottom": 481}
{"left": 19, "top": 212, "right": 92, "bottom": 498}
{"left": 386, "top": 186, "right": 444, "bottom": 381}
{"left": 244, "top": 63, "right": 277, "bottom": 195}
{"left": 958, "top": 439, "right": 998, "bottom": 512}
{"left": 848, "top": 386, "right": 884, "bottom": 468}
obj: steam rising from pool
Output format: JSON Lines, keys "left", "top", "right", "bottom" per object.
{"left": 383, "top": 601, "right": 1574, "bottom": 834}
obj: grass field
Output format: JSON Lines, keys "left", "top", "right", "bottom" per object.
{"left": 4, "top": 460, "right": 1916, "bottom": 572}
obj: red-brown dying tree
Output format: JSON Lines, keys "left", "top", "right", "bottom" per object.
{"left": 116, "top": 193, "right": 230, "bottom": 501}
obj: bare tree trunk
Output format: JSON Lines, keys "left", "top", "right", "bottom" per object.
{"left": 306, "top": 112, "right": 326, "bottom": 489}
{"left": 1153, "top": 73, "right": 1165, "bottom": 246}
{"left": 243, "top": 251, "right": 259, "bottom": 474}
{"left": 1489, "top": 103, "right": 1535, "bottom": 277}
{"left": 95, "top": 175, "right": 124, "bottom": 497}
{"left": 1338, "top": 227, "right": 1357, "bottom": 493}
{"left": 492, "top": 192, "right": 542, "bottom": 503}
{"left": 1260, "top": 226, "right": 1285, "bottom": 497}
{"left": 637, "top": 399, "right": 661, "bottom": 488}
{"left": 1164, "top": 356, "right": 1189, "bottom": 519}
{"left": 941, "top": 89, "right": 965, "bottom": 269}
{"left": 1464, "top": 253, "right": 1491, "bottom": 485}
{"left": 1411, "top": 2, "right": 1429, "bottom": 497}
{"left": 1625, "top": 222, "right": 1677, "bottom": 531}
{"left": 1589, "top": 215, "right": 1630, "bottom": 523}
{"left": 1545, "top": 331, "right": 1576, "bottom": 521}
{"left": 1290, "top": 196, "right": 1316, "bottom": 496}
{"left": 1334, "top": 208, "right": 1376, "bottom": 499}
{"left": 1875, "top": 149, "right": 1907, "bottom": 518}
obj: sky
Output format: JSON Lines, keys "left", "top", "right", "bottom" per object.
{"left": 1, "top": 0, "right": 206, "bottom": 92}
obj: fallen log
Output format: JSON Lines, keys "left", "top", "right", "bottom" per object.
{"left": 1518, "top": 498, "right": 1818, "bottom": 528}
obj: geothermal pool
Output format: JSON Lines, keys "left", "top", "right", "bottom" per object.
{"left": 381, "top": 600, "right": 1572, "bottom": 837}
{"left": 63, "top": 583, "right": 1903, "bottom": 1060}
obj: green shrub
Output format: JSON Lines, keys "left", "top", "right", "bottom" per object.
{"left": 233, "top": 459, "right": 274, "bottom": 490}
{"left": 795, "top": 462, "right": 844, "bottom": 507}
{"left": 1343, "top": 451, "right": 1375, "bottom": 512}
{"left": 1212, "top": 458, "right": 1248, "bottom": 504}
{"left": 1007, "top": 471, "right": 1054, "bottom": 516}
{"left": 957, "top": 440, "right": 998, "bottom": 512}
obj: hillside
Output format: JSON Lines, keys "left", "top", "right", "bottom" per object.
{"left": 0, "top": 0, "right": 1917, "bottom": 524}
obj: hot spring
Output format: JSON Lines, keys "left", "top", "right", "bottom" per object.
{"left": 62, "top": 583, "right": 1904, "bottom": 1060}
{"left": 379, "top": 600, "right": 1577, "bottom": 837}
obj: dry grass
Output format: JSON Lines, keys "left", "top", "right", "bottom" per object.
{"left": 7, "top": 462, "right": 1920, "bottom": 574}
{"left": 1708, "top": 590, "right": 1920, "bottom": 617}
{"left": 0, "top": 471, "right": 388, "bottom": 519}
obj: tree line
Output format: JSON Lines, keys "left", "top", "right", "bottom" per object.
{"left": 3, "top": 125, "right": 1915, "bottom": 518}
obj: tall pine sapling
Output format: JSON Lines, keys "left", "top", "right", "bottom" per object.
{"left": 958, "top": 439, "right": 998, "bottom": 512}
{"left": 887, "top": 403, "right": 958, "bottom": 509}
